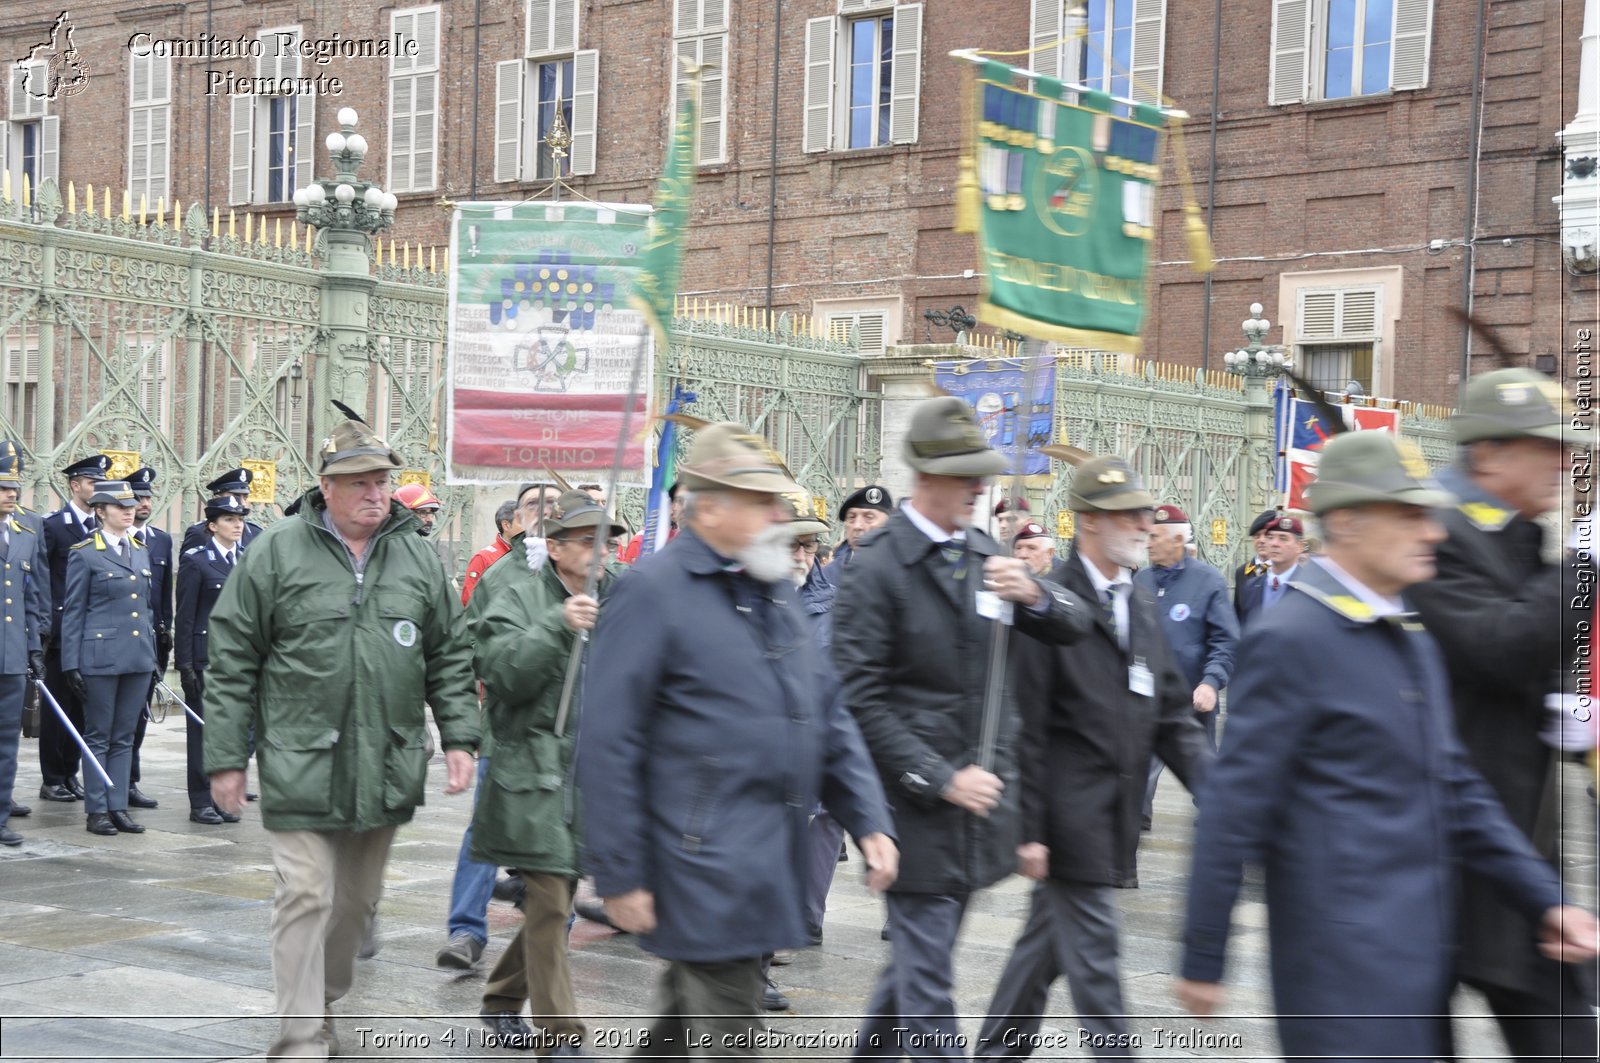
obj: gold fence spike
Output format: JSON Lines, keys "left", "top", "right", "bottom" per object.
{"left": 66, "top": 181, "right": 75, "bottom": 214}
{"left": 227, "top": 210, "right": 236, "bottom": 239}
{"left": 155, "top": 196, "right": 166, "bottom": 226}
{"left": 244, "top": 212, "right": 253, "bottom": 243}
{"left": 212, "top": 207, "right": 220, "bottom": 238}
{"left": 21, "top": 174, "right": 31, "bottom": 208}
{"left": 274, "top": 218, "right": 282, "bottom": 248}
{"left": 138, "top": 193, "right": 147, "bottom": 227}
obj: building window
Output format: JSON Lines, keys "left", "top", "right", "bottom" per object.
{"left": 803, "top": 3, "right": 923, "bottom": 154}
{"left": 1029, "top": 0, "right": 1166, "bottom": 106}
{"left": 2, "top": 62, "right": 60, "bottom": 195}
{"left": 1295, "top": 288, "right": 1380, "bottom": 395}
{"left": 1, "top": 338, "right": 38, "bottom": 443}
{"left": 816, "top": 297, "right": 902, "bottom": 356}
{"left": 128, "top": 49, "right": 170, "bottom": 210}
{"left": 671, "top": 0, "right": 729, "bottom": 166}
{"left": 389, "top": 6, "right": 440, "bottom": 194}
{"left": 494, "top": 1, "right": 598, "bottom": 182}
{"left": 230, "top": 28, "right": 315, "bottom": 205}
{"left": 1269, "top": 0, "right": 1433, "bottom": 105}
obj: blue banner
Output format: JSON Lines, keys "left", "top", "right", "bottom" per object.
{"left": 931, "top": 356, "right": 1057, "bottom": 477}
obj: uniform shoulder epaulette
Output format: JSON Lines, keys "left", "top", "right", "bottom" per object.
{"left": 8, "top": 518, "right": 34, "bottom": 534}
{"left": 69, "top": 539, "right": 92, "bottom": 550}
{"left": 1459, "top": 501, "right": 1512, "bottom": 532}
{"left": 183, "top": 546, "right": 203, "bottom": 556}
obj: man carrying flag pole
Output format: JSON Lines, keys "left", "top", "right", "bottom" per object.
{"left": 620, "top": 384, "right": 696, "bottom": 564}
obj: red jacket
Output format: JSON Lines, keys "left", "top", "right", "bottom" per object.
{"left": 461, "top": 535, "right": 512, "bottom": 605}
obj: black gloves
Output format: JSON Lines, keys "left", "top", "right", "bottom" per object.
{"left": 27, "top": 650, "right": 44, "bottom": 681}
{"left": 179, "top": 667, "right": 200, "bottom": 696}
{"left": 156, "top": 627, "right": 172, "bottom": 659}
{"left": 64, "top": 669, "right": 88, "bottom": 701}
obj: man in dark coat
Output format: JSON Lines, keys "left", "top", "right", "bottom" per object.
{"left": 1407, "top": 367, "right": 1598, "bottom": 1060}
{"left": 833, "top": 396, "right": 1096, "bottom": 1062}
{"left": 1177, "top": 431, "right": 1599, "bottom": 1060}
{"left": 1229, "top": 509, "right": 1275, "bottom": 617}
{"left": 123, "top": 467, "right": 170, "bottom": 810}
{"left": 580, "top": 423, "right": 897, "bottom": 1053}
{"left": 976, "top": 458, "right": 1213, "bottom": 1060}
{"left": 38, "top": 452, "right": 111, "bottom": 802}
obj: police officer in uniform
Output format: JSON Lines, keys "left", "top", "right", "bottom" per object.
{"left": 122, "top": 468, "right": 170, "bottom": 810}
{"left": 175, "top": 495, "right": 249, "bottom": 825}
{"left": 61, "top": 480, "right": 159, "bottom": 835}
{"left": 179, "top": 468, "right": 264, "bottom": 553}
{"left": 40, "top": 453, "right": 113, "bottom": 802}
{"left": 0, "top": 445, "right": 47, "bottom": 845}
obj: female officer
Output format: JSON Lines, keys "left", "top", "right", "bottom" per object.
{"left": 61, "top": 480, "right": 157, "bottom": 835}
{"left": 174, "top": 495, "right": 249, "bottom": 824}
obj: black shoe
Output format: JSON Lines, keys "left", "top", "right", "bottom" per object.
{"left": 86, "top": 813, "right": 118, "bottom": 835}
{"left": 126, "top": 786, "right": 159, "bottom": 809}
{"left": 838, "top": 841, "right": 849, "bottom": 863}
{"left": 108, "top": 810, "right": 145, "bottom": 833}
{"left": 807, "top": 922, "right": 823, "bottom": 947}
{"left": 880, "top": 920, "right": 891, "bottom": 941}
{"left": 479, "top": 1011, "right": 536, "bottom": 1050}
{"left": 573, "top": 898, "right": 622, "bottom": 932}
{"left": 190, "top": 806, "right": 225, "bottom": 825}
{"left": 65, "top": 777, "right": 85, "bottom": 799}
{"left": 215, "top": 805, "right": 241, "bottom": 823}
{"left": 0, "top": 825, "right": 21, "bottom": 846}
{"left": 8, "top": 803, "right": 30, "bottom": 818}
{"left": 39, "top": 783, "right": 77, "bottom": 802}
{"left": 245, "top": 791, "right": 259, "bottom": 801}
{"left": 492, "top": 874, "right": 527, "bottom": 904}
{"left": 1140, "top": 816, "right": 1152, "bottom": 832}
{"left": 759, "top": 978, "right": 791, "bottom": 1011}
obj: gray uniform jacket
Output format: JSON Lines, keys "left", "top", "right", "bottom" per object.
{"left": 60, "top": 532, "right": 158, "bottom": 676}
{"left": 0, "top": 516, "right": 47, "bottom": 673}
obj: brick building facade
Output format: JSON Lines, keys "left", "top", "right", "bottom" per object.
{"left": 0, "top": 0, "right": 1587, "bottom": 407}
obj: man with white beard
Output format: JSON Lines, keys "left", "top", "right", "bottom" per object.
{"left": 834, "top": 397, "right": 1097, "bottom": 1062}
{"left": 975, "top": 456, "right": 1212, "bottom": 1060}
{"left": 580, "top": 423, "right": 897, "bottom": 1053}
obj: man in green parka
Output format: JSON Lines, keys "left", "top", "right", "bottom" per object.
{"left": 468, "top": 490, "right": 621, "bottom": 1054}
{"left": 205, "top": 412, "right": 479, "bottom": 1060}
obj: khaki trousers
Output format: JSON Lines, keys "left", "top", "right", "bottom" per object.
{"left": 266, "top": 825, "right": 398, "bottom": 1060}
{"left": 482, "top": 872, "right": 585, "bottom": 1055}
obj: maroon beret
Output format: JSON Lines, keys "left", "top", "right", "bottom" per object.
{"left": 995, "top": 496, "right": 1031, "bottom": 516}
{"left": 1013, "top": 521, "right": 1049, "bottom": 541}
{"left": 1153, "top": 504, "right": 1189, "bottom": 524}
{"left": 1268, "top": 515, "right": 1305, "bottom": 536}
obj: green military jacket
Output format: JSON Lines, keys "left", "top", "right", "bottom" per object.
{"left": 203, "top": 489, "right": 480, "bottom": 832}
{"left": 467, "top": 544, "right": 611, "bottom": 877}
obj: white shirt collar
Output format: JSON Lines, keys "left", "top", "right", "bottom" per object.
{"left": 901, "top": 500, "right": 966, "bottom": 545}
{"left": 100, "top": 530, "right": 125, "bottom": 551}
{"left": 1313, "top": 557, "right": 1408, "bottom": 617}
{"left": 211, "top": 536, "right": 236, "bottom": 558}
{"left": 1267, "top": 560, "right": 1299, "bottom": 583}
{"left": 69, "top": 502, "right": 93, "bottom": 524}
{"left": 1078, "top": 551, "right": 1132, "bottom": 597}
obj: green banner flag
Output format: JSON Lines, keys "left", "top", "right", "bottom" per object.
{"left": 633, "top": 66, "right": 700, "bottom": 348}
{"left": 969, "top": 61, "right": 1165, "bottom": 353}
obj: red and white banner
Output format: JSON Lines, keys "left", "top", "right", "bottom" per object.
{"left": 1284, "top": 399, "right": 1400, "bottom": 511}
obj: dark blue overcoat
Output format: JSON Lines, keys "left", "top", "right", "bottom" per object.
{"left": 578, "top": 528, "right": 893, "bottom": 963}
{"left": 1182, "top": 561, "right": 1563, "bottom": 1061}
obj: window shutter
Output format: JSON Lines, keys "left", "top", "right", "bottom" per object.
{"left": 673, "top": 0, "right": 697, "bottom": 35}
{"left": 827, "top": 312, "right": 887, "bottom": 355}
{"left": 1128, "top": 0, "right": 1166, "bottom": 104}
{"left": 1339, "top": 289, "right": 1379, "bottom": 337}
{"left": 1299, "top": 290, "right": 1337, "bottom": 340}
{"left": 131, "top": 51, "right": 151, "bottom": 106}
{"left": 38, "top": 115, "right": 58, "bottom": 187}
{"left": 129, "top": 109, "right": 150, "bottom": 197}
{"left": 1030, "top": 0, "right": 1064, "bottom": 83}
{"left": 411, "top": 73, "right": 437, "bottom": 191}
{"left": 259, "top": 28, "right": 301, "bottom": 80}
{"left": 392, "top": 10, "right": 417, "bottom": 73}
{"left": 293, "top": 92, "right": 316, "bottom": 190}
{"left": 150, "top": 54, "right": 171, "bottom": 103}
{"left": 553, "top": 0, "right": 580, "bottom": 54}
{"left": 0, "top": 122, "right": 9, "bottom": 189}
{"left": 841, "top": 0, "right": 889, "bottom": 12}
{"left": 229, "top": 95, "right": 254, "bottom": 204}
{"left": 702, "top": 0, "right": 728, "bottom": 31}
{"left": 889, "top": 4, "right": 923, "bottom": 145}
{"left": 11, "top": 64, "right": 47, "bottom": 120}
{"left": 569, "top": 49, "right": 599, "bottom": 176}
{"left": 415, "top": 7, "right": 440, "bottom": 69}
{"left": 1268, "top": 0, "right": 1310, "bottom": 105}
{"left": 148, "top": 106, "right": 170, "bottom": 204}
{"left": 803, "top": 17, "right": 835, "bottom": 153}
{"left": 494, "top": 60, "right": 523, "bottom": 182}
{"left": 1390, "top": 0, "right": 1433, "bottom": 91}
{"left": 527, "top": 0, "right": 552, "bottom": 56}
{"left": 674, "top": 35, "right": 727, "bottom": 166}
{"left": 389, "top": 77, "right": 415, "bottom": 192}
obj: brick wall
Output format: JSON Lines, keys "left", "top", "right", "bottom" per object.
{"left": 0, "top": 0, "right": 1581, "bottom": 406}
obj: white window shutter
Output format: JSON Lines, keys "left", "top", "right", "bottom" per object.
{"left": 700, "top": 34, "right": 727, "bottom": 164}
{"left": 131, "top": 51, "right": 151, "bottom": 107}
{"left": 803, "top": 17, "right": 835, "bottom": 153}
{"left": 526, "top": 0, "right": 553, "bottom": 56}
{"left": 673, "top": 0, "right": 697, "bottom": 36}
{"left": 1298, "top": 290, "right": 1337, "bottom": 341}
{"left": 391, "top": 10, "right": 417, "bottom": 74}
{"left": 11, "top": 65, "right": 47, "bottom": 120}
{"left": 229, "top": 95, "right": 254, "bottom": 204}
{"left": 259, "top": 28, "right": 300, "bottom": 80}
{"left": 889, "top": 4, "right": 923, "bottom": 145}
{"left": 1268, "top": 0, "right": 1310, "bottom": 105}
{"left": 1128, "top": 0, "right": 1166, "bottom": 104}
{"left": 494, "top": 60, "right": 523, "bottom": 182}
{"left": 412, "top": 72, "right": 437, "bottom": 191}
{"left": 553, "top": 0, "right": 580, "bottom": 54}
{"left": 416, "top": 7, "right": 441, "bottom": 69}
{"left": 150, "top": 54, "right": 170, "bottom": 104}
{"left": 38, "top": 115, "right": 58, "bottom": 187}
{"left": 129, "top": 109, "right": 150, "bottom": 195}
{"left": 293, "top": 92, "right": 316, "bottom": 190}
{"left": 389, "top": 78, "right": 415, "bottom": 192}
{"left": 1339, "top": 289, "right": 1379, "bottom": 337}
{"left": 148, "top": 106, "right": 170, "bottom": 204}
{"left": 570, "top": 49, "right": 599, "bottom": 176}
{"left": 1391, "top": 0, "right": 1433, "bottom": 91}
{"left": 1030, "top": 0, "right": 1064, "bottom": 83}
{"left": 0, "top": 121, "right": 9, "bottom": 188}
{"left": 702, "top": 0, "right": 728, "bottom": 31}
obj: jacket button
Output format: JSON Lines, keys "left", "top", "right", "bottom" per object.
{"left": 131, "top": 593, "right": 139, "bottom": 599}
{"left": 3, "top": 580, "right": 9, "bottom": 587}
{"left": 128, "top": 575, "right": 136, "bottom": 581}
{"left": 131, "top": 612, "right": 140, "bottom": 618}
{"left": 132, "top": 631, "right": 140, "bottom": 637}
{"left": 95, "top": 633, "right": 102, "bottom": 638}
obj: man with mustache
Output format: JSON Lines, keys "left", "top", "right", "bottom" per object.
{"left": 976, "top": 456, "right": 1212, "bottom": 1060}
{"left": 1407, "top": 368, "right": 1598, "bottom": 1060}
{"left": 1177, "top": 430, "right": 1598, "bottom": 1059}
{"left": 834, "top": 396, "right": 1098, "bottom": 1062}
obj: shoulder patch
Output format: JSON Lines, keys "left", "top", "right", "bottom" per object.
{"left": 1290, "top": 580, "right": 1377, "bottom": 624}
{"left": 1460, "top": 501, "right": 1512, "bottom": 532}
{"left": 69, "top": 539, "right": 92, "bottom": 550}
{"left": 183, "top": 546, "right": 203, "bottom": 556}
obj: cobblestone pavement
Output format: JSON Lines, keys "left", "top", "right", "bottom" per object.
{"left": 0, "top": 716, "right": 1592, "bottom": 1061}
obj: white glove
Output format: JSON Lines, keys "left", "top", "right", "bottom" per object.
{"left": 524, "top": 535, "right": 548, "bottom": 573}
{"left": 1542, "top": 693, "right": 1597, "bottom": 752}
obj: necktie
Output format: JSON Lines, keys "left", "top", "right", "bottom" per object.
{"left": 226, "top": 550, "right": 236, "bottom": 568}
{"left": 1270, "top": 576, "right": 1280, "bottom": 592}
{"left": 83, "top": 515, "right": 95, "bottom": 532}
{"left": 939, "top": 541, "right": 967, "bottom": 585}
{"left": 1101, "top": 584, "right": 1126, "bottom": 648}
{"left": 114, "top": 540, "right": 125, "bottom": 560}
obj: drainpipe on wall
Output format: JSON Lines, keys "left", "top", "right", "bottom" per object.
{"left": 1458, "top": 0, "right": 1488, "bottom": 396}
{"left": 1199, "top": 0, "right": 1222, "bottom": 372}
{"left": 1556, "top": 0, "right": 1599, "bottom": 275}
{"left": 764, "top": 0, "right": 783, "bottom": 317}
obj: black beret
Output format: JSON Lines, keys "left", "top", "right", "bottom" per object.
{"left": 838, "top": 484, "right": 893, "bottom": 521}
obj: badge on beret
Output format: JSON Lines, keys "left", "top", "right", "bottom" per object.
{"left": 1169, "top": 603, "right": 1191, "bottom": 622}
{"left": 1098, "top": 468, "right": 1128, "bottom": 485}
{"left": 392, "top": 619, "right": 418, "bottom": 648}
{"left": 865, "top": 487, "right": 884, "bottom": 505}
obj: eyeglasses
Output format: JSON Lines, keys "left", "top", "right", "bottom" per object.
{"left": 557, "top": 535, "right": 620, "bottom": 549}
{"left": 791, "top": 539, "right": 820, "bottom": 554}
